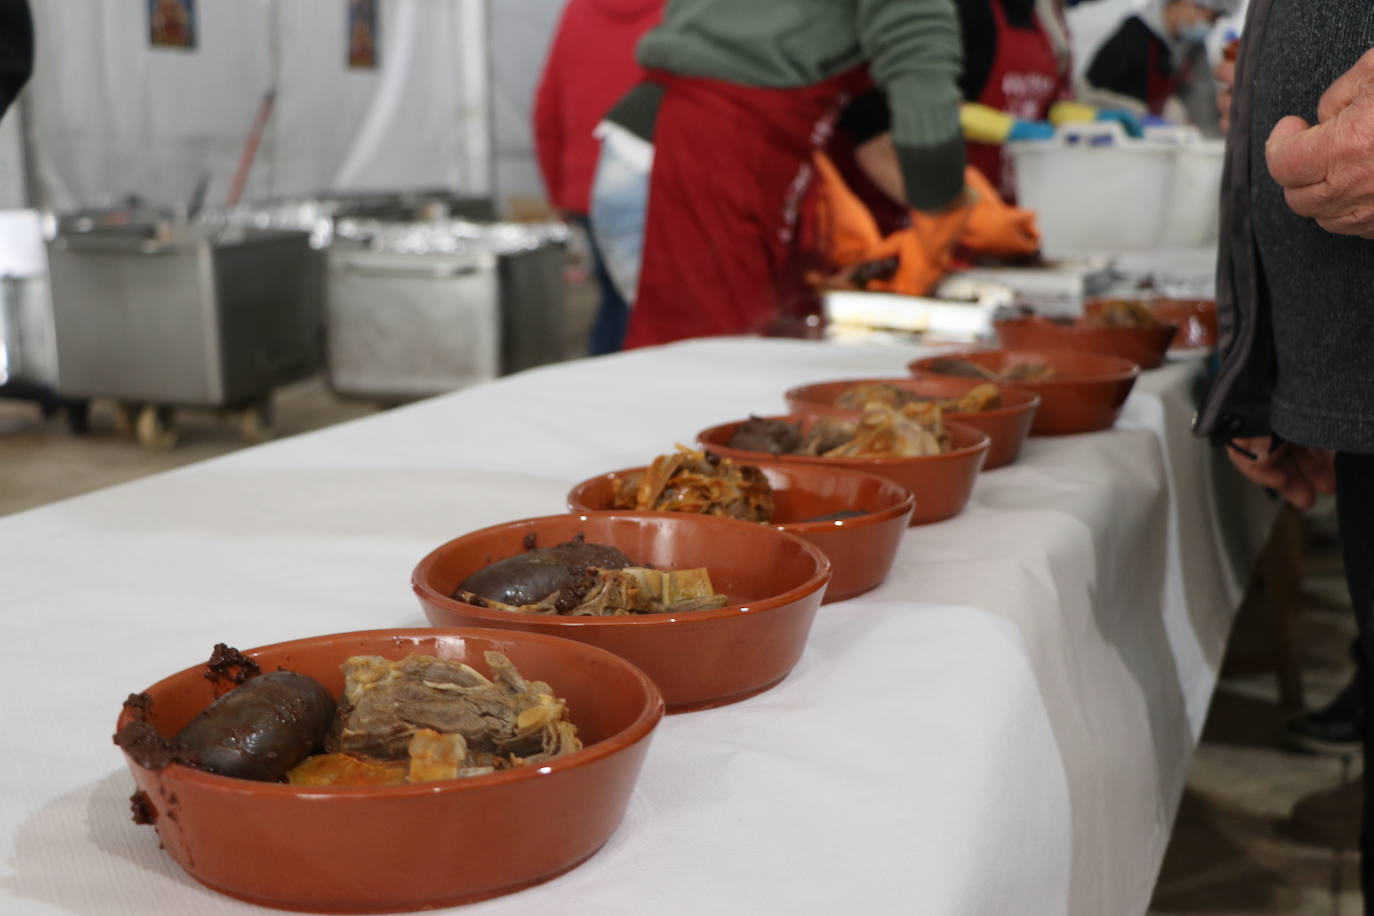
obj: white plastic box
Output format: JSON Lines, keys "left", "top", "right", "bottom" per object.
{"left": 1009, "top": 124, "right": 1224, "bottom": 258}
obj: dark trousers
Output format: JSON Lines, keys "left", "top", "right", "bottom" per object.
{"left": 575, "top": 216, "right": 630, "bottom": 356}
{"left": 1335, "top": 452, "right": 1374, "bottom": 906}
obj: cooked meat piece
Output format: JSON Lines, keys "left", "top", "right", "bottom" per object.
{"left": 728, "top": 415, "right": 803, "bottom": 455}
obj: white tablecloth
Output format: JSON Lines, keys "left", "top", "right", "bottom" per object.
{"left": 0, "top": 338, "right": 1272, "bottom": 916}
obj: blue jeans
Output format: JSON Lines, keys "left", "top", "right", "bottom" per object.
{"left": 577, "top": 216, "right": 630, "bottom": 356}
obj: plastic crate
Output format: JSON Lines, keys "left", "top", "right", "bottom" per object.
{"left": 1009, "top": 123, "right": 1223, "bottom": 257}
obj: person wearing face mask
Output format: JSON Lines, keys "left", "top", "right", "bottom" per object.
{"left": 1084, "top": 0, "right": 1239, "bottom": 117}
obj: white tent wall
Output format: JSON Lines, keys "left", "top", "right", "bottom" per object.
{"left": 488, "top": 0, "right": 564, "bottom": 215}
{"left": 24, "top": 0, "right": 492, "bottom": 211}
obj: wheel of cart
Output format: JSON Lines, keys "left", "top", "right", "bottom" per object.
{"left": 237, "top": 395, "right": 274, "bottom": 443}
{"left": 112, "top": 401, "right": 138, "bottom": 437}
{"left": 134, "top": 404, "right": 178, "bottom": 450}
{"left": 64, "top": 400, "right": 91, "bottom": 435}
{"left": 0, "top": 382, "right": 90, "bottom": 436}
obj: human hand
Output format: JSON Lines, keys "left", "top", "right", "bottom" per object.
{"left": 1265, "top": 48, "right": 1374, "bottom": 237}
{"left": 1226, "top": 436, "right": 1336, "bottom": 509}
{"left": 1214, "top": 57, "right": 1235, "bottom": 133}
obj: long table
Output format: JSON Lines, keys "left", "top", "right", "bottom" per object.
{"left": 0, "top": 338, "right": 1272, "bottom": 915}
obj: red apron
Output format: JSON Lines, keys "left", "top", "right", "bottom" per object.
{"left": 965, "top": 1, "right": 1065, "bottom": 201}
{"left": 1145, "top": 37, "right": 1177, "bottom": 117}
{"left": 625, "top": 67, "right": 869, "bottom": 349}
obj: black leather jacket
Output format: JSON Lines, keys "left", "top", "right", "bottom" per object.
{"left": 1193, "top": 0, "right": 1275, "bottom": 445}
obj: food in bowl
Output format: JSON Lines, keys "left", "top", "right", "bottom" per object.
{"left": 834, "top": 380, "right": 1002, "bottom": 414}
{"left": 414, "top": 514, "right": 832, "bottom": 710}
{"left": 569, "top": 462, "right": 916, "bottom": 602}
{"left": 608, "top": 447, "right": 890, "bottom": 526}
{"left": 114, "top": 644, "right": 584, "bottom": 789}
{"left": 729, "top": 416, "right": 804, "bottom": 454}
{"left": 290, "top": 652, "right": 581, "bottom": 786}
{"left": 785, "top": 376, "right": 1040, "bottom": 471}
{"left": 1082, "top": 299, "right": 1162, "bottom": 328}
{"left": 921, "top": 355, "right": 1058, "bottom": 383}
{"left": 730, "top": 401, "right": 952, "bottom": 458}
{"left": 610, "top": 447, "right": 774, "bottom": 522}
{"left": 114, "top": 628, "right": 664, "bottom": 912}
{"left": 454, "top": 534, "right": 727, "bottom": 616}
{"left": 910, "top": 349, "right": 1140, "bottom": 435}
{"left": 114, "top": 654, "right": 335, "bottom": 783}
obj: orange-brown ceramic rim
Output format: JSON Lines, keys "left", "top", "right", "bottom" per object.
{"left": 565, "top": 463, "right": 915, "bottom": 601}
{"left": 694, "top": 416, "right": 989, "bottom": 525}
{"left": 907, "top": 349, "right": 1142, "bottom": 388}
{"left": 781, "top": 377, "right": 1039, "bottom": 469}
{"left": 412, "top": 512, "right": 833, "bottom": 630}
{"left": 565, "top": 463, "right": 916, "bottom": 535}
{"left": 783, "top": 377, "right": 1040, "bottom": 426}
{"left": 694, "top": 414, "right": 991, "bottom": 474}
{"left": 115, "top": 627, "right": 665, "bottom": 797}
{"left": 992, "top": 316, "right": 1178, "bottom": 369}
{"left": 1139, "top": 298, "right": 1217, "bottom": 349}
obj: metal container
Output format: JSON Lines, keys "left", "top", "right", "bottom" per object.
{"left": 0, "top": 275, "right": 57, "bottom": 388}
{"left": 325, "top": 245, "right": 502, "bottom": 400}
{"left": 47, "top": 227, "right": 323, "bottom": 407}
{"left": 324, "top": 190, "right": 497, "bottom": 223}
{"left": 498, "top": 242, "right": 566, "bottom": 375}
{"left": 324, "top": 223, "right": 565, "bottom": 401}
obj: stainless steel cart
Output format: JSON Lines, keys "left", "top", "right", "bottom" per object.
{"left": 46, "top": 225, "right": 323, "bottom": 447}
{"left": 0, "top": 274, "right": 56, "bottom": 389}
{"left": 325, "top": 244, "right": 501, "bottom": 401}
{"left": 324, "top": 220, "right": 565, "bottom": 402}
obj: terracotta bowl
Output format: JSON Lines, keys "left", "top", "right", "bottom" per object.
{"left": 993, "top": 315, "right": 1178, "bottom": 369}
{"left": 695, "top": 414, "right": 989, "bottom": 525}
{"left": 1139, "top": 298, "right": 1217, "bottom": 350}
{"left": 909, "top": 349, "right": 1141, "bottom": 436}
{"left": 567, "top": 462, "right": 913, "bottom": 603}
{"left": 782, "top": 377, "right": 1040, "bottom": 470}
{"left": 114, "top": 628, "right": 664, "bottom": 913}
{"left": 413, "top": 513, "right": 831, "bottom": 713}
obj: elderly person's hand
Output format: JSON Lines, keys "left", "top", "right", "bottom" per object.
{"left": 1226, "top": 436, "right": 1336, "bottom": 510}
{"left": 1266, "top": 48, "right": 1374, "bottom": 238}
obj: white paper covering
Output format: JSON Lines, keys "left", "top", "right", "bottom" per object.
{"left": 0, "top": 338, "right": 1272, "bottom": 915}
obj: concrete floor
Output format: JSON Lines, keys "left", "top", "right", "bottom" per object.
{"left": 1149, "top": 508, "right": 1364, "bottom": 915}
{"left": 0, "top": 379, "right": 379, "bottom": 517}
{"left": 0, "top": 264, "right": 1364, "bottom": 911}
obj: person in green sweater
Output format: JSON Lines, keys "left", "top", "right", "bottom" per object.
{"left": 601, "top": 0, "right": 966, "bottom": 349}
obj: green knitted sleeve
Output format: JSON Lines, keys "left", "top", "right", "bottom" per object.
{"left": 856, "top": 0, "right": 966, "bottom": 209}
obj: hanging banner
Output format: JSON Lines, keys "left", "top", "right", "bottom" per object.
{"left": 347, "top": 0, "right": 379, "bottom": 69}
{"left": 148, "top": 0, "right": 197, "bottom": 49}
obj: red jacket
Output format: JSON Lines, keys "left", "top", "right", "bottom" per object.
{"left": 533, "top": 0, "right": 663, "bottom": 215}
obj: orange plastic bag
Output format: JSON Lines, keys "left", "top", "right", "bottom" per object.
{"left": 812, "top": 153, "right": 969, "bottom": 296}
{"left": 811, "top": 154, "right": 1041, "bottom": 296}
